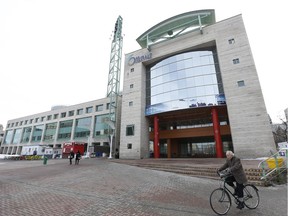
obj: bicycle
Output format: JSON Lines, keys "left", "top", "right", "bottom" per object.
{"left": 209, "top": 169, "right": 260, "bottom": 215}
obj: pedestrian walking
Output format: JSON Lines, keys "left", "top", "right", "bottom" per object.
{"left": 69, "top": 150, "right": 74, "bottom": 165}
{"left": 75, "top": 150, "right": 81, "bottom": 165}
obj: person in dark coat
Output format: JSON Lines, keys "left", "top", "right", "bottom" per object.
{"left": 69, "top": 150, "right": 74, "bottom": 165}
{"left": 218, "top": 150, "right": 247, "bottom": 210}
{"left": 75, "top": 150, "right": 81, "bottom": 165}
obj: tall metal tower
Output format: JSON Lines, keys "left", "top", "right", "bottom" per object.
{"left": 106, "top": 16, "right": 123, "bottom": 158}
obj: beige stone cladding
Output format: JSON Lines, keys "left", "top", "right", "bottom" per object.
{"left": 214, "top": 15, "right": 275, "bottom": 158}
{"left": 120, "top": 14, "right": 275, "bottom": 159}
{"left": 120, "top": 50, "right": 149, "bottom": 159}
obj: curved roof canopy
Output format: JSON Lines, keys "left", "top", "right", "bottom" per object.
{"left": 136, "top": 9, "right": 215, "bottom": 48}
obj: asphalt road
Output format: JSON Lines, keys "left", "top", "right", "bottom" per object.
{"left": 0, "top": 158, "right": 287, "bottom": 216}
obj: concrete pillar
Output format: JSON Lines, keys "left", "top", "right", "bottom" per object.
{"left": 153, "top": 115, "right": 160, "bottom": 158}
{"left": 212, "top": 107, "right": 224, "bottom": 158}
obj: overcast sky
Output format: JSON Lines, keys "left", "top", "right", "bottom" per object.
{"left": 0, "top": 0, "right": 287, "bottom": 129}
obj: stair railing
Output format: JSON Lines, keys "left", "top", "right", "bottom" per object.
{"left": 258, "top": 147, "right": 288, "bottom": 181}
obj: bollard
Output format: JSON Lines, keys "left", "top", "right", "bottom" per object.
{"left": 43, "top": 156, "right": 48, "bottom": 165}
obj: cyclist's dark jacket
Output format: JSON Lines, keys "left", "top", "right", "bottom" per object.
{"left": 219, "top": 156, "right": 247, "bottom": 184}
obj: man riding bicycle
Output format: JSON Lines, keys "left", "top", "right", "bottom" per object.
{"left": 218, "top": 150, "right": 247, "bottom": 210}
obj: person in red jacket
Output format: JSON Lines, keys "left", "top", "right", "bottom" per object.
{"left": 218, "top": 150, "right": 247, "bottom": 210}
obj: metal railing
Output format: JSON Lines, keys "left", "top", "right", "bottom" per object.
{"left": 258, "top": 147, "right": 288, "bottom": 181}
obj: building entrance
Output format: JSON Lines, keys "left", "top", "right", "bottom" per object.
{"left": 156, "top": 137, "right": 232, "bottom": 158}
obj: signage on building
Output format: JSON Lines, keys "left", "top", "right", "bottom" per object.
{"left": 128, "top": 52, "right": 152, "bottom": 66}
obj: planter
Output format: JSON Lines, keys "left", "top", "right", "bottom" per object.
{"left": 266, "top": 158, "right": 284, "bottom": 169}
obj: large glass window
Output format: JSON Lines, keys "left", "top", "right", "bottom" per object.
{"left": 21, "top": 127, "right": 32, "bottom": 143}
{"left": 3, "top": 130, "right": 13, "bottom": 144}
{"left": 44, "top": 122, "right": 57, "bottom": 141}
{"left": 31, "top": 125, "right": 44, "bottom": 142}
{"left": 74, "top": 117, "right": 91, "bottom": 138}
{"left": 58, "top": 120, "right": 73, "bottom": 140}
{"left": 94, "top": 114, "right": 109, "bottom": 136}
{"left": 146, "top": 49, "right": 224, "bottom": 115}
{"left": 12, "top": 128, "right": 22, "bottom": 144}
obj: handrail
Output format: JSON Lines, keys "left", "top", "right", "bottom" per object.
{"left": 258, "top": 147, "right": 288, "bottom": 181}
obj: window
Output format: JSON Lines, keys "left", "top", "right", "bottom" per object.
{"left": 41, "top": 117, "right": 45, "bottom": 122}
{"left": 129, "top": 101, "right": 133, "bottom": 106}
{"left": 126, "top": 125, "right": 135, "bottom": 136}
{"left": 30, "top": 119, "right": 33, "bottom": 124}
{"left": 228, "top": 38, "right": 235, "bottom": 44}
{"left": 237, "top": 80, "right": 245, "bottom": 87}
{"left": 61, "top": 112, "right": 66, "bottom": 118}
{"left": 96, "top": 104, "right": 103, "bottom": 112}
{"left": 77, "top": 109, "right": 83, "bottom": 115}
{"left": 130, "top": 84, "right": 134, "bottom": 89}
{"left": 130, "top": 68, "right": 134, "bottom": 72}
{"left": 20, "top": 121, "right": 23, "bottom": 126}
{"left": 233, "top": 58, "right": 240, "bottom": 64}
{"left": 15, "top": 122, "right": 18, "bottom": 126}
{"left": 35, "top": 118, "right": 39, "bottom": 123}
{"left": 86, "top": 106, "right": 93, "bottom": 113}
{"left": 47, "top": 115, "right": 52, "bottom": 120}
{"left": 69, "top": 110, "right": 74, "bottom": 116}
{"left": 25, "top": 120, "right": 28, "bottom": 125}
{"left": 127, "top": 143, "right": 132, "bottom": 149}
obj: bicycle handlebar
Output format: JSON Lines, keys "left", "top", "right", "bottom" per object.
{"left": 217, "top": 169, "right": 233, "bottom": 179}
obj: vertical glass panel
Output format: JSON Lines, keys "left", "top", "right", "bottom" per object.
{"left": 44, "top": 122, "right": 57, "bottom": 141}
{"left": 4, "top": 130, "right": 13, "bottom": 144}
{"left": 58, "top": 120, "right": 73, "bottom": 140}
{"left": 12, "top": 129, "right": 22, "bottom": 144}
{"left": 31, "top": 125, "right": 44, "bottom": 142}
{"left": 74, "top": 117, "right": 91, "bottom": 138}
{"left": 95, "top": 114, "right": 110, "bottom": 136}
{"left": 21, "top": 127, "right": 32, "bottom": 143}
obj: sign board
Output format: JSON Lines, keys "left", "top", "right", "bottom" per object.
{"left": 278, "top": 142, "right": 288, "bottom": 156}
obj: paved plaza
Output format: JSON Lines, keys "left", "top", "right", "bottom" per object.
{"left": 0, "top": 158, "right": 287, "bottom": 216}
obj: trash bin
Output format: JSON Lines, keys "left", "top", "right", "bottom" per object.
{"left": 266, "top": 158, "right": 284, "bottom": 169}
{"left": 43, "top": 157, "right": 48, "bottom": 165}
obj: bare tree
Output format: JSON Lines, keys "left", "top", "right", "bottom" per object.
{"left": 272, "top": 117, "right": 287, "bottom": 145}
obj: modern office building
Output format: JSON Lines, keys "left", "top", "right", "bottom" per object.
{"left": 0, "top": 98, "right": 121, "bottom": 157}
{"left": 1, "top": 10, "right": 275, "bottom": 159}
{"left": 119, "top": 9, "right": 275, "bottom": 159}
{"left": 0, "top": 124, "right": 4, "bottom": 145}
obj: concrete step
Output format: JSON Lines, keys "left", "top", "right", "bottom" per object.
{"left": 112, "top": 160, "right": 266, "bottom": 186}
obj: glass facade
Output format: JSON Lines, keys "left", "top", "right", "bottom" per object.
{"left": 31, "top": 125, "right": 44, "bottom": 142}
{"left": 4, "top": 130, "right": 13, "bottom": 144}
{"left": 21, "top": 127, "right": 32, "bottom": 143}
{"left": 12, "top": 128, "right": 22, "bottom": 144}
{"left": 44, "top": 122, "right": 57, "bottom": 141}
{"left": 74, "top": 117, "right": 91, "bottom": 138}
{"left": 94, "top": 114, "right": 109, "bottom": 136}
{"left": 58, "top": 120, "right": 73, "bottom": 140}
{"left": 146, "top": 49, "right": 224, "bottom": 115}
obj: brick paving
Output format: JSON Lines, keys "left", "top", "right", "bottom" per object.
{"left": 0, "top": 158, "right": 287, "bottom": 216}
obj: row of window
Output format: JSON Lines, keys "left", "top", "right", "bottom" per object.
{"left": 7, "top": 103, "right": 114, "bottom": 129}
{"left": 4, "top": 118, "right": 135, "bottom": 145}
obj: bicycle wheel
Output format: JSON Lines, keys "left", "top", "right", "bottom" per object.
{"left": 243, "top": 184, "right": 260, "bottom": 209}
{"left": 210, "top": 188, "right": 231, "bottom": 215}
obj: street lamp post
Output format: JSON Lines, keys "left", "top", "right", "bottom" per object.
{"left": 109, "top": 132, "right": 114, "bottom": 159}
{"left": 86, "top": 135, "right": 91, "bottom": 158}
